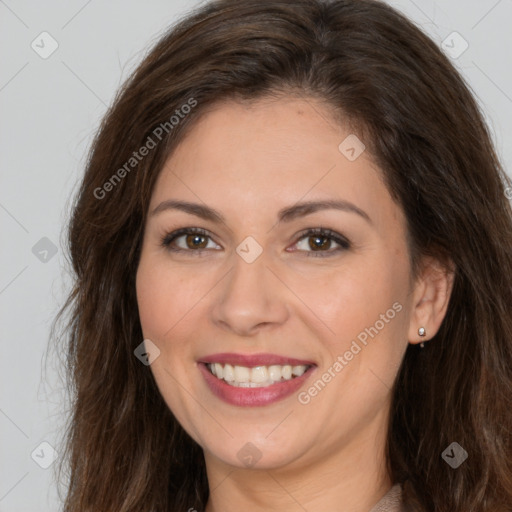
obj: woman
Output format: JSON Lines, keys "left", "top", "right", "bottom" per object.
{"left": 55, "top": 0, "right": 512, "bottom": 510}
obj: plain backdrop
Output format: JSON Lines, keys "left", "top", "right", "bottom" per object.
{"left": 1, "top": 0, "right": 511, "bottom": 510}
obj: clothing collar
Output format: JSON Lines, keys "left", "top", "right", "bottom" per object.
{"left": 369, "top": 484, "right": 403, "bottom": 512}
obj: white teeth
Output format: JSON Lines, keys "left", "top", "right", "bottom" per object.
{"left": 268, "top": 365, "right": 282, "bottom": 381}
{"left": 292, "top": 365, "right": 306, "bottom": 377}
{"left": 223, "top": 363, "right": 235, "bottom": 382}
{"left": 234, "top": 365, "right": 250, "bottom": 382}
{"left": 281, "top": 365, "right": 292, "bottom": 380}
{"left": 206, "top": 363, "right": 310, "bottom": 387}
{"left": 214, "top": 363, "right": 223, "bottom": 379}
{"left": 250, "top": 366, "right": 269, "bottom": 383}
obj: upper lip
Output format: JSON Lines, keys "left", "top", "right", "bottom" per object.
{"left": 198, "top": 352, "right": 316, "bottom": 368}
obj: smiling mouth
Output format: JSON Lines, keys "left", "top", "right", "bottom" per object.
{"left": 205, "top": 362, "right": 313, "bottom": 387}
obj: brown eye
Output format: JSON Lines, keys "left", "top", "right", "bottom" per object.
{"left": 292, "top": 228, "right": 351, "bottom": 257}
{"left": 185, "top": 233, "right": 208, "bottom": 249}
{"left": 308, "top": 235, "right": 332, "bottom": 251}
{"left": 161, "top": 228, "right": 221, "bottom": 253}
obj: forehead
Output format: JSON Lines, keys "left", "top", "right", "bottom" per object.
{"left": 149, "top": 96, "right": 401, "bottom": 232}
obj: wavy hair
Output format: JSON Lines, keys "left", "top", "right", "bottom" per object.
{"left": 53, "top": 0, "right": 512, "bottom": 510}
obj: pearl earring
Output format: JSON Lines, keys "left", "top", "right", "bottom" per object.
{"left": 418, "top": 327, "right": 426, "bottom": 348}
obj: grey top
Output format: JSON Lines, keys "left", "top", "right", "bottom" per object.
{"left": 369, "top": 484, "right": 404, "bottom": 512}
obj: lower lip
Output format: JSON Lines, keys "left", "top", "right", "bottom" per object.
{"left": 198, "top": 363, "right": 316, "bottom": 407}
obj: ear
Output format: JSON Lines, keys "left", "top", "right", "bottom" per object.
{"left": 408, "top": 256, "right": 455, "bottom": 345}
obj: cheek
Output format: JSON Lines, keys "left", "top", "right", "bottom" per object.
{"left": 135, "top": 257, "right": 199, "bottom": 424}
{"left": 136, "top": 255, "right": 202, "bottom": 342}
{"left": 289, "top": 255, "right": 406, "bottom": 349}
{"left": 298, "top": 260, "right": 408, "bottom": 419}
{"left": 136, "top": 260, "right": 168, "bottom": 339}
{"left": 331, "top": 255, "right": 410, "bottom": 382}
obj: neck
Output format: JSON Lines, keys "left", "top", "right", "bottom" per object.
{"left": 204, "top": 408, "right": 393, "bottom": 512}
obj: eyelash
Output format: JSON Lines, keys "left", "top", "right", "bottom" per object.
{"left": 160, "top": 227, "right": 351, "bottom": 257}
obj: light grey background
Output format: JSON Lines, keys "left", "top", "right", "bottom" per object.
{"left": 1, "top": 1, "right": 511, "bottom": 511}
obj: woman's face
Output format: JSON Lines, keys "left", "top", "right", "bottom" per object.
{"left": 136, "top": 96, "right": 422, "bottom": 472}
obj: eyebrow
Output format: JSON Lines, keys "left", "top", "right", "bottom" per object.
{"left": 151, "top": 199, "right": 372, "bottom": 225}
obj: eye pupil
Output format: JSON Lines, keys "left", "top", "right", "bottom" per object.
{"left": 186, "top": 234, "right": 208, "bottom": 249}
{"left": 309, "top": 236, "right": 330, "bottom": 251}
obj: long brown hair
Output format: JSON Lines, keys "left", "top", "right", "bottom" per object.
{"left": 53, "top": 0, "right": 512, "bottom": 510}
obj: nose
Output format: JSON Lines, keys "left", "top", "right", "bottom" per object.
{"left": 211, "top": 250, "right": 289, "bottom": 337}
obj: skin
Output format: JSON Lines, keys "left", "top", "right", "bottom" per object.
{"left": 136, "top": 96, "right": 454, "bottom": 512}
